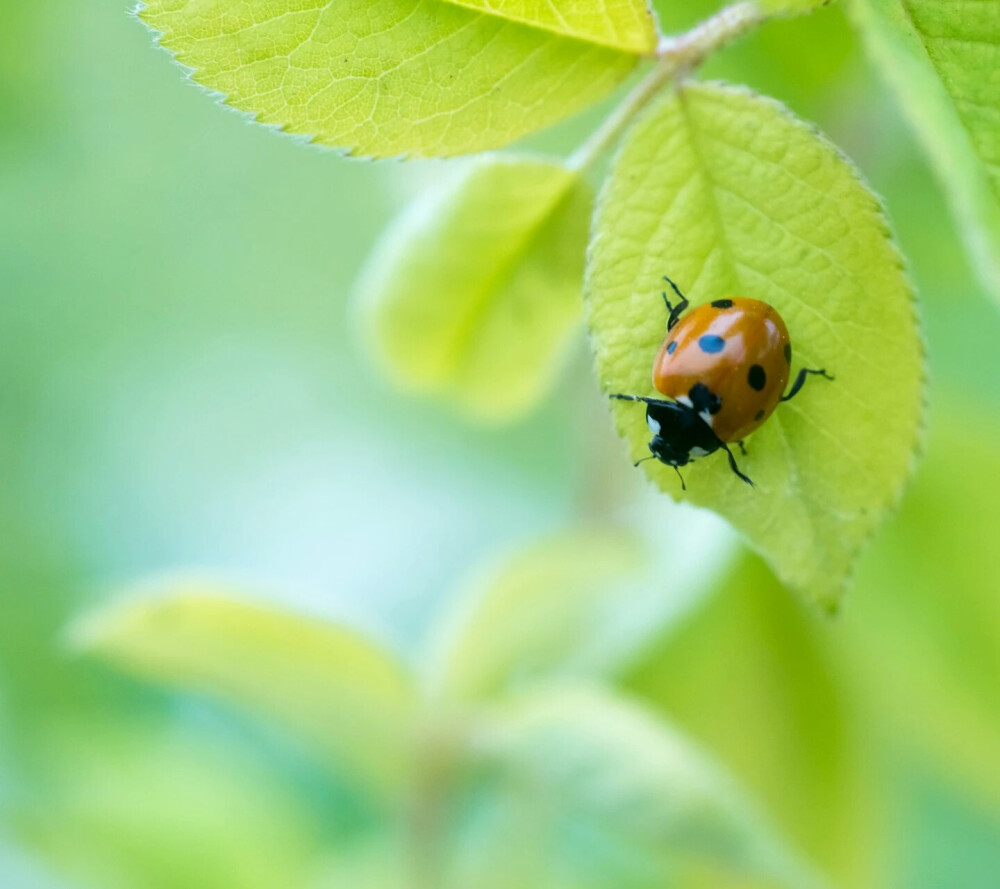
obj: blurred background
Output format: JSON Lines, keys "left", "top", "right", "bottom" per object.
{"left": 1, "top": 0, "right": 999, "bottom": 887}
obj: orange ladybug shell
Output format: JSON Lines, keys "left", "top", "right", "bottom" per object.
{"left": 653, "top": 298, "right": 791, "bottom": 443}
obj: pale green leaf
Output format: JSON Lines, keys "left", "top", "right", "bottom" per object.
{"left": 585, "top": 83, "right": 924, "bottom": 610}
{"left": 427, "top": 517, "right": 737, "bottom": 700}
{"left": 428, "top": 527, "right": 646, "bottom": 698}
{"left": 137, "top": 0, "right": 653, "bottom": 159}
{"left": 849, "top": 0, "right": 1000, "bottom": 305}
{"left": 627, "top": 553, "right": 886, "bottom": 889}
{"left": 16, "top": 724, "right": 324, "bottom": 889}
{"left": 471, "top": 686, "right": 826, "bottom": 889}
{"left": 846, "top": 406, "right": 1000, "bottom": 809}
{"left": 70, "top": 581, "right": 417, "bottom": 794}
{"left": 355, "top": 156, "right": 591, "bottom": 422}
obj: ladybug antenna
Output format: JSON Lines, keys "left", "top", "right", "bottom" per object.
{"left": 633, "top": 456, "right": 686, "bottom": 491}
{"left": 661, "top": 274, "right": 686, "bottom": 303}
{"left": 659, "top": 275, "right": 690, "bottom": 331}
{"left": 673, "top": 466, "right": 687, "bottom": 491}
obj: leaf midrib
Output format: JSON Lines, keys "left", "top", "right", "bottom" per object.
{"left": 675, "top": 86, "right": 829, "bottom": 587}
{"left": 441, "top": 0, "right": 655, "bottom": 53}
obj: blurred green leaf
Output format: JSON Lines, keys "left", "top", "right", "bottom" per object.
{"left": 72, "top": 582, "right": 417, "bottom": 795}
{"left": 355, "top": 156, "right": 591, "bottom": 422}
{"left": 427, "top": 519, "right": 736, "bottom": 700}
{"left": 846, "top": 405, "right": 1000, "bottom": 808}
{"left": 585, "top": 82, "right": 924, "bottom": 610}
{"left": 137, "top": 0, "right": 652, "bottom": 158}
{"left": 428, "top": 527, "right": 647, "bottom": 699}
{"left": 472, "top": 686, "right": 826, "bottom": 889}
{"left": 848, "top": 0, "right": 1000, "bottom": 305}
{"left": 626, "top": 554, "right": 884, "bottom": 889}
{"left": 16, "top": 724, "right": 324, "bottom": 889}
{"left": 317, "top": 836, "right": 408, "bottom": 889}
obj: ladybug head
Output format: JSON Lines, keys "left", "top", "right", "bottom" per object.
{"left": 609, "top": 391, "right": 754, "bottom": 489}
{"left": 644, "top": 400, "right": 720, "bottom": 467}
{"left": 648, "top": 434, "right": 691, "bottom": 467}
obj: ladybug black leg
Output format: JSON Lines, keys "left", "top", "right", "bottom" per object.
{"left": 721, "top": 442, "right": 754, "bottom": 487}
{"left": 737, "top": 440, "right": 747, "bottom": 456}
{"left": 661, "top": 275, "right": 690, "bottom": 331}
{"left": 781, "top": 368, "right": 834, "bottom": 403}
{"left": 609, "top": 394, "right": 676, "bottom": 408}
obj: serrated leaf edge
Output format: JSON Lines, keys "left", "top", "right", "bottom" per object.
{"left": 583, "top": 80, "right": 928, "bottom": 612}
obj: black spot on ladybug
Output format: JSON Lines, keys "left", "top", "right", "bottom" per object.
{"left": 666, "top": 341, "right": 677, "bottom": 354}
{"left": 784, "top": 343, "right": 792, "bottom": 364}
{"left": 698, "top": 334, "right": 725, "bottom": 354}
{"left": 711, "top": 299, "right": 734, "bottom": 309}
{"left": 689, "top": 382, "right": 722, "bottom": 415}
{"left": 755, "top": 409, "right": 765, "bottom": 422}
{"left": 748, "top": 364, "right": 767, "bottom": 391}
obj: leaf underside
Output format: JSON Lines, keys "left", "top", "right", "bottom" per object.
{"left": 428, "top": 527, "right": 647, "bottom": 698}
{"left": 628, "top": 553, "right": 880, "bottom": 887}
{"left": 477, "top": 686, "right": 823, "bottom": 889}
{"left": 585, "top": 83, "right": 924, "bottom": 610}
{"left": 72, "top": 583, "right": 416, "bottom": 793}
{"left": 355, "top": 156, "right": 591, "bottom": 422}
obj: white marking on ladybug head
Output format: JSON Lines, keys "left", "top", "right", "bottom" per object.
{"left": 647, "top": 414, "right": 661, "bottom": 435}
{"left": 699, "top": 410, "right": 715, "bottom": 428}
{"left": 690, "top": 446, "right": 712, "bottom": 457}
{"left": 677, "top": 395, "right": 693, "bottom": 408}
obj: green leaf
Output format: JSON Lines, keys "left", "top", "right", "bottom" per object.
{"left": 472, "top": 686, "right": 826, "bottom": 889}
{"left": 137, "top": 0, "right": 654, "bottom": 159}
{"left": 846, "top": 405, "right": 1000, "bottom": 808}
{"left": 427, "top": 519, "right": 736, "bottom": 700}
{"left": 848, "top": 0, "right": 1000, "bottom": 305}
{"left": 627, "top": 553, "right": 886, "bottom": 889}
{"left": 355, "top": 156, "right": 591, "bottom": 422}
{"left": 428, "top": 527, "right": 646, "bottom": 698}
{"left": 585, "top": 83, "right": 924, "bottom": 610}
{"left": 70, "top": 582, "right": 417, "bottom": 794}
{"left": 15, "top": 723, "right": 325, "bottom": 889}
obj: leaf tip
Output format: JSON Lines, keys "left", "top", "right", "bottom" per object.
{"left": 62, "top": 592, "right": 147, "bottom": 657}
{"left": 62, "top": 576, "right": 232, "bottom": 659}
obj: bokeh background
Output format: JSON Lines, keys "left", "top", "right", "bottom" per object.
{"left": 1, "top": 0, "right": 999, "bottom": 887}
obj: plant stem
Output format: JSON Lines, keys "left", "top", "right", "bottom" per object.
{"left": 661, "top": 0, "right": 768, "bottom": 70}
{"left": 406, "top": 714, "right": 463, "bottom": 889}
{"left": 567, "top": 55, "right": 678, "bottom": 172}
{"left": 568, "top": 1, "right": 769, "bottom": 173}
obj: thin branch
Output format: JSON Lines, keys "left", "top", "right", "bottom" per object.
{"left": 568, "top": 1, "right": 776, "bottom": 172}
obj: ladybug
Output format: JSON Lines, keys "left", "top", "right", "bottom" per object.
{"left": 611, "top": 275, "right": 833, "bottom": 489}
